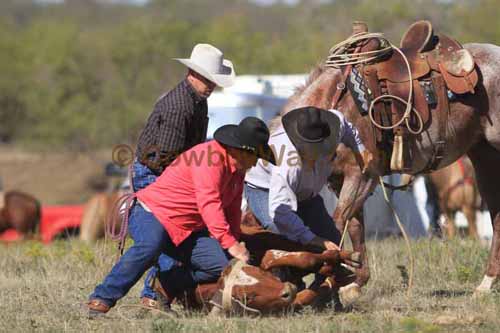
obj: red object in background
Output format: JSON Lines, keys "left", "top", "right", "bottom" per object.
{"left": 0, "top": 205, "right": 85, "bottom": 243}
{"left": 39, "top": 205, "right": 85, "bottom": 243}
{"left": 0, "top": 228, "right": 23, "bottom": 242}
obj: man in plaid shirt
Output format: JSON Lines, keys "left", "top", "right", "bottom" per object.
{"left": 132, "top": 44, "right": 236, "bottom": 308}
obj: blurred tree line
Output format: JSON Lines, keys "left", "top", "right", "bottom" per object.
{"left": 1, "top": 0, "right": 499, "bottom": 150}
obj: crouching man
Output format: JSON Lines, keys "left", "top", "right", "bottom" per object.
{"left": 244, "top": 106, "right": 373, "bottom": 303}
{"left": 87, "top": 117, "right": 275, "bottom": 316}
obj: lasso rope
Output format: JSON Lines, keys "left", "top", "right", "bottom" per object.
{"left": 219, "top": 259, "right": 261, "bottom": 316}
{"left": 116, "top": 303, "right": 178, "bottom": 322}
{"left": 105, "top": 192, "right": 136, "bottom": 255}
{"left": 337, "top": 174, "right": 414, "bottom": 296}
{"left": 326, "top": 32, "right": 424, "bottom": 135}
{"left": 378, "top": 176, "right": 414, "bottom": 296}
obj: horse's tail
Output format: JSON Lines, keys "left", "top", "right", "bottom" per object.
{"left": 105, "top": 192, "right": 136, "bottom": 255}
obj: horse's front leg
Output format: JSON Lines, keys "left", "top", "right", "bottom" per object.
{"left": 330, "top": 169, "right": 376, "bottom": 306}
{"left": 346, "top": 214, "right": 369, "bottom": 286}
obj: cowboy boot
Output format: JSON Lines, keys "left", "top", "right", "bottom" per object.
{"left": 87, "top": 299, "right": 110, "bottom": 319}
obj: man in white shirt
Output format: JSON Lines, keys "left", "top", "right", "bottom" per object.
{"left": 245, "top": 106, "right": 372, "bottom": 252}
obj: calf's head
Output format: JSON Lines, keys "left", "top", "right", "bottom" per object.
{"left": 215, "top": 259, "right": 297, "bottom": 314}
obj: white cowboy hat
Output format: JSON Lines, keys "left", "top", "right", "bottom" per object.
{"left": 174, "top": 43, "right": 235, "bottom": 88}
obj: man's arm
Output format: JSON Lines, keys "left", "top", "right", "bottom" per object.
{"left": 269, "top": 170, "right": 339, "bottom": 250}
{"left": 331, "top": 110, "right": 365, "bottom": 153}
{"left": 268, "top": 167, "right": 316, "bottom": 245}
{"left": 224, "top": 187, "right": 243, "bottom": 239}
{"left": 138, "top": 101, "right": 188, "bottom": 173}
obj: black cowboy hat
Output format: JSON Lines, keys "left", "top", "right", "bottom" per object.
{"left": 214, "top": 117, "right": 276, "bottom": 165}
{"left": 282, "top": 106, "right": 341, "bottom": 159}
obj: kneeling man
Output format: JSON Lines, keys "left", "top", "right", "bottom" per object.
{"left": 245, "top": 106, "right": 372, "bottom": 291}
{"left": 245, "top": 106, "right": 373, "bottom": 296}
{"left": 87, "top": 117, "right": 275, "bottom": 316}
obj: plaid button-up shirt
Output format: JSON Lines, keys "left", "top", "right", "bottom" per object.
{"left": 136, "top": 79, "right": 208, "bottom": 175}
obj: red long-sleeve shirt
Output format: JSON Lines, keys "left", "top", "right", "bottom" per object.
{"left": 136, "top": 140, "right": 244, "bottom": 249}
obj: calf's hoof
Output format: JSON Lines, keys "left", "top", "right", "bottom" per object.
{"left": 338, "top": 282, "right": 361, "bottom": 307}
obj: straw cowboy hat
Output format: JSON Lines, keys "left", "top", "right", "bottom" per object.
{"left": 174, "top": 43, "right": 235, "bottom": 88}
{"left": 282, "top": 106, "right": 341, "bottom": 159}
{"left": 214, "top": 117, "right": 276, "bottom": 165}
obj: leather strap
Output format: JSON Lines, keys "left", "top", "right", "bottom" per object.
{"left": 330, "top": 65, "right": 351, "bottom": 109}
{"left": 330, "top": 46, "right": 362, "bottom": 109}
{"left": 428, "top": 75, "right": 448, "bottom": 171}
{"left": 416, "top": 74, "right": 448, "bottom": 174}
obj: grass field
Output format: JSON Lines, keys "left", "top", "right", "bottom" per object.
{"left": 1, "top": 237, "right": 499, "bottom": 332}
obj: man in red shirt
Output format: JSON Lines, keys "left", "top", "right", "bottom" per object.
{"left": 87, "top": 117, "right": 275, "bottom": 316}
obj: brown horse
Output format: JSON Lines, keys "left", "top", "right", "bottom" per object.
{"left": 79, "top": 174, "right": 128, "bottom": 242}
{"left": 278, "top": 38, "right": 500, "bottom": 296}
{"left": 0, "top": 190, "right": 40, "bottom": 237}
{"left": 79, "top": 191, "right": 122, "bottom": 242}
{"left": 429, "top": 157, "right": 482, "bottom": 239}
{"left": 402, "top": 157, "right": 481, "bottom": 239}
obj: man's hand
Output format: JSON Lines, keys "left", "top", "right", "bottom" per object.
{"left": 309, "top": 236, "right": 341, "bottom": 251}
{"left": 228, "top": 242, "right": 250, "bottom": 263}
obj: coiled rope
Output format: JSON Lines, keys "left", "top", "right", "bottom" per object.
{"left": 326, "top": 32, "right": 424, "bottom": 135}
{"left": 105, "top": 192, "right": 136, "bottom": 255}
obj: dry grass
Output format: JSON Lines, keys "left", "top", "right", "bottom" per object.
{"left": 1, "top": 237, "right": 499, "bottom": 332}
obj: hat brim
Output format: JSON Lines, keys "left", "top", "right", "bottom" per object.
{"left": 214, "top": 124, "right": 276, "bottom": 165}
{"left": 282, "top": 108, "right": 341, "bottom": 159}
{"left": 174, "top": 58, "right": 235, "bottom": 88}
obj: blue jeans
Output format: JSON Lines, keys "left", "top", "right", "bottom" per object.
{"left": 244, "top": 184, "right": 278, "bottom": 233}
{"left": 158, "top": 230, "right": 231, "bottom": 296}
{"left": 131, "top": 159, "right": 176, "bottom": 300}
{"left": 245, "top": 184, "right": 341, "bottom": 244}
{"left": 89, "top": 204, "right": 173, "bottom": 306}
{"left": 245, "top": 187, "right": 341, "bottom": 287}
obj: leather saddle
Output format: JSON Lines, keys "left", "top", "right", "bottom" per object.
{"left": 354, "top": 21, "right": 479, "bottom": 172}
{"left": 370, "top": 20, "right": 477, "bottom": 91}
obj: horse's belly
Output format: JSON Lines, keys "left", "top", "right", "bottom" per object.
{"left": 407, "top": 105, "right": 481, "bottom": 174}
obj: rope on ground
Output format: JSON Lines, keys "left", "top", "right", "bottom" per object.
{"left": 378, "top": 176, "right": 415, "bottom": 297}
{"left": 116, "top": 304, "right": 178, "bottom": 322}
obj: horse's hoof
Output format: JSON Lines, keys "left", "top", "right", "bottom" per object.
{"left": 472, "top": 288, "right": 492, "bottom": 299}
{"left": 473, "top": 275, "right": 497, "bottom": 298}
{"left": 338, "top": 282, "right": 361, "bottom": 307}
{"left": 350, "top": 252, "right": 362, "bottom": 264}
